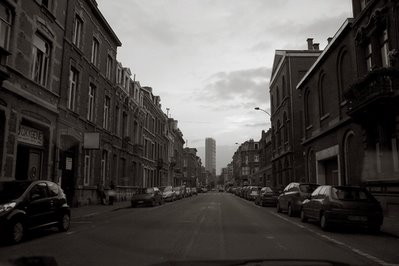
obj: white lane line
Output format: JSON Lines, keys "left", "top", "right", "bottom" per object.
{"left": 78, "top": 212, "right": 99, "bottom": 218}
{"left": 270, "top": 212, "right": 398, "bottom": 266}
{"left": 66, "top": 231, "right": 76, "bottom": 235}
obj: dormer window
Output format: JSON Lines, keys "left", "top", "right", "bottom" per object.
{"left": 380, "top": 29, "right": 389, "bottom": 67}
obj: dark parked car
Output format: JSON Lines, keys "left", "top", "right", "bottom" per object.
{"left": 191, "top": 187, "right": 198, "bottom": 196}
{"left": 247, "top": 186, "right": 260, "bottom": 201}
{"left": 0, "top": 180, "right": 71, "bottom": 244}
{"left": 300, "top": 185, "right": 384, "bottom": 232}
{"left": 161, "top": 186, "right": 176, "bottom": 202}
{"left": 277, "top": 182, "right": 320, "bottom": 216}
{"left": 255, "top": 187, "right": 278, "bottom": 206}
{"left": 174, "top": 186, "right": 184, "bottom": 199}
{"left": 131, "top": 187, "right": 163, "bottom": 207}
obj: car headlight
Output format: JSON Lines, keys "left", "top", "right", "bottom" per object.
{"left": 0, "top": 202, "right": 16, "bottom": 213}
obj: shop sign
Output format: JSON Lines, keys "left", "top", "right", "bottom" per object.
{"left": 18, "top": 125, "right": 44, "bottom": 146}
{"left": 83, "top": 132, "right": 100, "bottom": 149}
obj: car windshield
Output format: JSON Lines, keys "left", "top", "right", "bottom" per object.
{"left": 332, "top": 187, "right": 374, "bottom": 201}
{"left": 163, "top": 186, "right": 173, "bottom": 192}
{"left": 262, "top": 187, "right": 273, "bottom": 193}
{"left": 0, "top": 182, "right": 31, "bottom": 203}
{"left": 299, "top": 184, "right": 319, "bottom": 193}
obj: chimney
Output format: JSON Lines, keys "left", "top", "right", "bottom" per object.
{"left": 313, "top": 43, "right": 320, "bottom": 51}
{"left": 307, "top": 38, "right": 314, "bottom": 50}
{"left": 327, "top": 37, "right": 333, "bottom": 44}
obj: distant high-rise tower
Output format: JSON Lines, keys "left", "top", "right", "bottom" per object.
{"left": 205, "top": 138, "right": 216, "bottom": 177}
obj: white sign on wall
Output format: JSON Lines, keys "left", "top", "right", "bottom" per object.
{"left": 17, "top": 125, "right": 44, "bottom": 146}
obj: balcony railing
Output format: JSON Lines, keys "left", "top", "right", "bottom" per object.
{"left": 344, "top": 67, "right": 399, "bottom": 117}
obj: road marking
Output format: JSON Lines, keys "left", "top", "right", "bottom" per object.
{"left": 270, "top": 212, "right": 398, "bottom": 266}
{"left": 66, "top": 231, "right": 76, "bottom": 235}
{"left": 71, "top": 221, "right": 92, "bottom": 224}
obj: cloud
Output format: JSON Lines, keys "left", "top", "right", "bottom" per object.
{"left": 192, "top": 67, "right": 271, "bottom": 110}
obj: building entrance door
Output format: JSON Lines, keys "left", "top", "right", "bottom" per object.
{"left": 15, "top": 145, "right": 43, "bottom": 180}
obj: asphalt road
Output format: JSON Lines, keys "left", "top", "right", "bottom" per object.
{"left": 1, "top": 192, "right": 399, "bottom": 266}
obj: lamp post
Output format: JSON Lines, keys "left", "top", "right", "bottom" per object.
{"left": 254, "top": 107, "right": 271, "bottom": 116}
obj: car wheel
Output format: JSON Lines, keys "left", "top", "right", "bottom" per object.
{"left": 276, "top": 201, "right": 282, "bottom": 213}
{"left": 300, "top": 209, "right": 308, "bottom": 223}
{"left": 58, "top": 213, "right": 71, "bottom": 232}
{"left": 320, "top": 212, "right": 329, "bottom": 231}
{"left": 288, "top": 204, "right": 294, "bottom": 217}
{"left": 10, "top": 220, "right": 24, "bottom": 244}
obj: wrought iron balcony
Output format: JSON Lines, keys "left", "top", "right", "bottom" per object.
{"left": 344, "top": 68, "right": 399, "bottom": 118}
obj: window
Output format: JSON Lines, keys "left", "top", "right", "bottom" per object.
{"left": 68, "top": 67, "right": 78, "bottom": 110}
{"left": 48, "top": 182, "right": 59, "bottom": 197}
{"left": 32, "top": 34, "right": 50, "bottom": 87}
{"left": 114, "top": 105, "right": 120, "bottom": 135}
{"left": 122, "top": 112, "right": 128, "bottom": 137}
{"left": 106, "top": 55, "right": 113, "bottom": 80}
{"left": 87, "top": 84, "right": 95, "bottom": 121}
{"left": 254, "top": 155, "right": 259, "bottom": 162}
{"left": 72, "top": 15, "right": 83, "bottom": 48}
{"left": 91, "top": 37, "right": 99, "bottom": 66}
{"left": 101, "top": 150, "right": 108, "bottom": 184}
{"left": 0, "top": 3, "right": 11, "bottom": 50}
{"left": 103, "top": 96, "right": 110, "bottom": 130}
{"left": 30, "top": 182, "right": 48, "bottom": 200}
{"left": 84, "top": 154, "right": 91, "bottom": 186}
{"left": 366, "top": 43, "right": 373, "bottom": 71}
{"left": 304, "top": 90, "right": 311, "bottom": 127}
{"left": 381, "top": 29, "right": 389, "bottom": 67}
{"left": 116, "top": 66, "right": 122, "bottom": 84}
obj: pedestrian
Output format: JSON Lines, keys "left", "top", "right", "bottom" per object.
{"left": 108, "top": 181, "right": 116, "bottom": 205}
{"left": 97, "top": 183, "right": 106, "bottom": 205}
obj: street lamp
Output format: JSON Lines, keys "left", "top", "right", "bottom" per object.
{"left": 254, "top": 107, "right": 271, "bottom": 116}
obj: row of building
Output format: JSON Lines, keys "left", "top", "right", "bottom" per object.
{"left": 0, "top": 0, "right": 208, "bottom": 206}
{"left": 224, "top": 0, "right": 399, "bottom": 216}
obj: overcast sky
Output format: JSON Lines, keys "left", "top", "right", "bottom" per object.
{"left": 96, "top": 0, "right": 353, "bottom": 174}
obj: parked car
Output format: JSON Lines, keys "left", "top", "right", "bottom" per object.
{"left": 247, "top": 186, "right": 260, "bottom": 201}
{"left": 161, "top": 186, "right": 176, "bottom": 202}
{"left": 277, "top": 182, "right": 320, "bottom": 216}
{"left": 255, "top": 187, "right": 278, "bottom": 206}
{"left": 201, "top": 187, "right": 208, "bottom": 193}
{"left": 174, "top": 186, "right": 183, "bottom": 199}
{"left": 0, "top": 180, "right": 71, "bottom": 244}
{"left": 300, "top": 185, "right": 384, "bottom": 232}
{"left": 186, "top": 187, "right": 192, "bottom": 197}
{"left": 131, "top": 187, "right": 163, "bottom": 207}
{"left": 191, "top": 187, "right": 198, "bottom": 196}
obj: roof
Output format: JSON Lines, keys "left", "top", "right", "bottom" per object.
{"left": 296, "top": 18, "right": 354, "bottom": 90}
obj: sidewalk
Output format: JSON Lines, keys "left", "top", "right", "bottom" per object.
{"left": 71, "top": 201, "right": 130, "bottom": 219}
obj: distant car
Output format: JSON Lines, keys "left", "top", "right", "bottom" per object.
{"left": 277, "top": 182, "right": 320, "bottom": 216}
{"left": 161, "top": 186, "right": 176, "bottom": 202}
{"left": 301, "top": 185, "right": 384, "bottom": 232}
{"left": 131, "top": 187, "right": 163, "bottom": 207}
{"left": 186, "top": 187, "right": 192, "bottom": 197}
{"left": 0, "top": 180, "right": 71, "bottom": 244}
{"left": 191, "top": 187, "right": 198, "bottom": 196}
{"left": 255, "top": 187, "right": 278, "bottom": 206}
{"left": 201, "top": 187, "right": 208, "bottom": 193}
{"left": 247, "top": 186, "right": 260, "bottom": 201}
{"left": 174, "top": 186, "right": 184, "bottom": 199}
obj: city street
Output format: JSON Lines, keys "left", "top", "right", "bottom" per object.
{"left": 1, "top": 192, "right": 398, "bottom": 266}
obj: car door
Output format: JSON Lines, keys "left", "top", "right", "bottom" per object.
{"left": 307, "top": 186, "right": 322, "bottom": 219}
{"left": 279, "top": 184, "right": 291, "bottom": 210}
{"left": 26, "top": 182, "right": 52, "bottom": 228}
{"left": 313, "top": 186, "right": 328, "bottom": 220}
